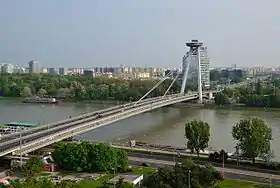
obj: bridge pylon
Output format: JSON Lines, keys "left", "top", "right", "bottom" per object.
{"left": 180, "top": 40, "right": 203, "bottom": 103}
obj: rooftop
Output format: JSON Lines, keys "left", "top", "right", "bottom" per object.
{"left": 107, "top": 174, "right": 143, "bottom": 185}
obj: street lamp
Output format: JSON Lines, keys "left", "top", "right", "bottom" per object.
{"left": 20, "top": 131, "right": 22, "bottom": 167}
{"left": 112, "top": 168, "right": 116, "bottom": 188}
{"left": 235, "top": 146, "right": 240, "bottom": 166}
{"left": 188, "top": 170, "right": 191, "bottom": 188}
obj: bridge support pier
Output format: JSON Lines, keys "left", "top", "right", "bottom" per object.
{"left": 180, "top": 40, "right": 203, "bottom": 103}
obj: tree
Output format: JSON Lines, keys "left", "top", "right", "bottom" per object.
{"left": 0, "top": 74, "right": 181, "bottom": 102}
{"left": 142, "top": 159, "right": 223, "bottom": 188}
{"left": 21, "top": 86, "right": 32, "bottom": 97}
{"left": 37, "top": 88, "right": 47, "bottom": 96}
{"left": 232, "top": 118, "right": 273, "bottom": 164}
{"left": 23, "top": 156, "right": 44, "bottom": 177}
{"left": 52, "top": 142, "right": 128, "bottom": 173}
{"left": 11, "top": 177, "right": 54, "bottom": 188}
{"left": 185, "top": 120, "right": 210, "bottom": 157}
{"left": 10, "top": 178, "right": 81, "bottom": 188}
{"left": 256, "top": 78, "right": 262, "bottom": 95}
{"left": 214, "top": 92, "right": 230, "bottom": 105}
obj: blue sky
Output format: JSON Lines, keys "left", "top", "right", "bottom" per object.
{"left": 1, "top": 0, "right": 280, "bottom": 68}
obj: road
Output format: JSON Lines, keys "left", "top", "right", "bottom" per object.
{"left": 0, "top": 95, "right": 168, "bottom": 144}
{"left": 0, "top": 95, "right": 184, "bottom": 155}
{"left": 128, "top": 156, "right": 280, "bottom": 186}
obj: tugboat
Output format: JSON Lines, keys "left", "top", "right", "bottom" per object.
{"left": 23, "top": 96, "right": 59, "bottom": 104}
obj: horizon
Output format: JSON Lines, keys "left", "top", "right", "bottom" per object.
{"left": 1, "top": 0, "right": 280, "bottom": 67}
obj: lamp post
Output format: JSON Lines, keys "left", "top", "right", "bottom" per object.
{"left": 112, "top": 168, "right": 116, "bottom": 188}
{"left": 222, "top": 150, "right": 225, "bottom": 178}
{"left": 188, "top": 170, "right": 191, "bottom": 188}
{"left": 173, "top": 148, "right": 175, "bottom": 165}
{"left": 236, "top": 145, "right": 240, "bottom": 166}
{"left": 20, "top": 131, "right": 22, "bottom": 167}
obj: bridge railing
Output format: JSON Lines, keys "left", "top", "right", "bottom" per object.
{"left": 9, "top": 94, "right": 197, "bottom": 156}
{"left": 0, "top": 94, "right": 179, "bottom": 141}
{"left": 0, "top": 94, "right": 183, "bottom": 148}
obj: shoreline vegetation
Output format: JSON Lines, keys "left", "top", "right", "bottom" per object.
{"left": 2, "top": 95, "right": 280, "bottom": 111}
{"left": 1, "top": 74, "right": 280, "bottom": 109}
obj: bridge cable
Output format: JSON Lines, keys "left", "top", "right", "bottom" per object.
{"left": 133, "top": 70, "right": 174, "bottom": 106}
{"left": 163, "top": 73, "right": 180, "bottom": 97}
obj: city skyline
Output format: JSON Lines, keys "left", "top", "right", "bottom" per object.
{"left": 1, "top": 0, "right": 280, "bottom": 67}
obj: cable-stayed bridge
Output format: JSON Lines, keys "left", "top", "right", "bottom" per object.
{"left": 0, "top": 40, "right": 267, "bottom": 159}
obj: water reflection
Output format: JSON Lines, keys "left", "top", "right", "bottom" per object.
{"left": 2, "top": 100, "right": 280, "bottom": 160}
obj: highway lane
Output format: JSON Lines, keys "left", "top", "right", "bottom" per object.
{"left": 9, "top": 94, "right": 195, "bottom": 156}
{"left": 0, "top": 95, "right": 174, "bottom": 146}
{"left": 0, "top": 95, "right": 170, "bottom": 143}
{"left": 0, "top": 95, "right": 184, "bottom": 154}
{"left": 128, "top": 158, "right": 280, "bottom": 186}
{"left": 6, "top": 152, "right": 279, "bottom": 185}
{"left": 128, "top": 152, "right": 280, "bottom": 176}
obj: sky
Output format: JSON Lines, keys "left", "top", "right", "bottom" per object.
{"left": 1, "top": 0, "right": 280, "bottom": 68}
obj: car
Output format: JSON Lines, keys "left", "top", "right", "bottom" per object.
{"left": 142, "top": 162, "right": 150, "bottom": 167}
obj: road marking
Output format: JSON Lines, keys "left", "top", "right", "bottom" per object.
{"left": 128, "top": 157, "right": 280, "bottom": 180}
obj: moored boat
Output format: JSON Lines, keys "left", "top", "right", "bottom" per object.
{"left": 23, "top": 96, "right": 58, "bottom": 104}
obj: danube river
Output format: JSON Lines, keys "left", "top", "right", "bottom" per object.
{"left": 1, "top": 99, "right": 280, "bottom": 160}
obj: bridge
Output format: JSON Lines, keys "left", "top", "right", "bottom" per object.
{"left": 0, "top": 40, "right": 267, "bottom": 162}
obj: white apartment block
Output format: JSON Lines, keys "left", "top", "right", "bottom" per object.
{"left": 199, "top": 46, "right": 210, "bottom": 88}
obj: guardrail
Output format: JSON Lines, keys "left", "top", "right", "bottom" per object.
{"left": 0, "top": 94, "right": 180, "bottom": 144}
{"left": 10, "top": 95, "right": 196, "bottom": 155}
{"left": 0, "top": 95, "right": 177, "bottom": 148}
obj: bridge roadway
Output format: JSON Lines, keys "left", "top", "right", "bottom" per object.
{"left": 0, "top": 93, "right": 202, "bottom": 157}
{"left": 0, "top": 94, "right": 184, "bottom": 152}
{"left": 0, "top": 95, "right": 174, "bottom": 143}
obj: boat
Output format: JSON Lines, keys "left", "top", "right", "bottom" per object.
{"left": 0, "top": 126, "right": 11, "bottom": 136}
{"left": 23, "top": 96, "right": 58, "bottom": 104}
{"left": 4, "top": 122, "right": 39, "bottom": 133}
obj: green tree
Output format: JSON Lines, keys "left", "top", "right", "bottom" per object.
{"left": 10, "top": 178, "right": 81, "bottom": 188}
{"left": 0, "top": 74, "right": 181, "bottom": 101}
{"left": 37, "top": 88, "right": 47, "bottom": 96}
{"left": 256, "top": 78, "right": 262, "bottom": 95}
{"left": 23, "top": 156, "right": 44, "bottom": 177}
{"left": 11, "top": 177, "right": 54, "bottom": 188}
{"left": 21, "top": 86, "right": 32, "bottom": 97}
{"left": 214, "top": 92, "right": 230, "bottom": 105}
{"left": 232, "top": 118, "right": 273, "bottom": 164}
{"left": 185, "top": 120, "right": 210, "bottom": 157}
{"left": 52, "top": 142, "right": 128, "bottom": 173}
{"left": 142, "top": 159, "right": 223, "bottom": 188}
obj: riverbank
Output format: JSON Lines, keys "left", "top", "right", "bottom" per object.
{"left": 173, "top": 102, "right": 280, "bottom": 112}
{"left": 0, "top": 96, "right": 22, "bottom": 100}
{"left": 0, "top": 96, "right": 128, "bottom": 105}
{"left": 204, "top": 103, "right": 280, "bottom": 111}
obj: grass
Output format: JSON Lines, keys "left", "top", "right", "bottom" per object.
{"left": 77, "top": 174, "right": 113, "bottom": 188}
{"left": 57, "top": 166, "right": 156, "bottom": 188}
{"left": 219, "top": 179, "right": 279, "bottom": 188}
{"left": 45, "top": 167, "right": 280, "bottom": 188}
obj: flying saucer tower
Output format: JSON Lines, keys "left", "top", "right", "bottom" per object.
{"left": 180, "top": 40, "right": 203, "bottom": 103}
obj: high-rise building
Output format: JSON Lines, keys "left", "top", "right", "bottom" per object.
{"left": 1, "top": 63, "right": 14, "bottom": 73}
{"left": 47, "top": 68, "right": 57, "bottom": 75}
{"left": 58, "top": 68, "right": 67, "bottom": 75}
{"left": 83, "top": 69, "right": 95, "bottom": 77}
{"left": 199, "top": 46, "right": 210, "bottom": 88}
{"left": 28, "top": 60, "right": 42, "bottom": 73}
{"left": 180, "top": 45, "right": 210, "bottom": 88}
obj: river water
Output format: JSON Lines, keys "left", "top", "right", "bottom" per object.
{"left": 1, "top": 99, "right": 280, "bottom": 160}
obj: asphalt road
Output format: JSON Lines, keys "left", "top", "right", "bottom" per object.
{"left": 0, "top": 95, "right": 180, "bottom": 154}
{"left": 128, "top": 154, "right": 280, "bottom": 186}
